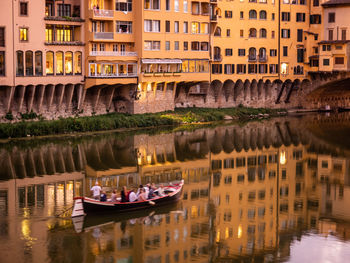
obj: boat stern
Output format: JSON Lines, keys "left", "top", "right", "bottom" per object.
{"left": 72, "top": 197, "right": 85, "bottom": 218}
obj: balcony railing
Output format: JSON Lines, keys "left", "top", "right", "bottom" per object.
{"left": 248, "top": 55, "right": 257, "bottom": 62}
{"left": 90, "top": 73, "right": 137, "bottom": 78}
{"left": 93, "top": 9, "right": 114, "bottom": 17}
{"left": 210, "top": 15, "right": 217, "bottom": 21}
{"left": 213, "top": 55, "right": 222, "bottom": 62}
{"left": 258, "top": 55, "right": 268, "bottom": 62}
{"left": 94, "top": 32, "right": 114, "bottom": 40}
{"left": 90, "top": 51, "right": 137, "bottom": 56}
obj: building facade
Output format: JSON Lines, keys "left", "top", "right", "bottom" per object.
{"left": 0, "top": 0, "right": 349, "bottom": 120}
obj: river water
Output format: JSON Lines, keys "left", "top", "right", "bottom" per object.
{"left": 1, "top": 113, "right": 350, "bottom": 263}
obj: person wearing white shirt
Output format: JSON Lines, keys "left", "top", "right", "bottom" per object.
{"left": 129, "top": 190, "right": 137, "bottom": 202}
{"left": 91, "top": 182, "right": 102, "bottom": 200}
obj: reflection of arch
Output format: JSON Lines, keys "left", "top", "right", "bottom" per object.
{"left": 233, "top": 129, "right": 243, "bottom": 152}
{"left": 223, "top": 80, "right": 234, "bottom": 102}
{"left": 249, "top": 10, "right": 257, "bottom": 19}
{"left": 222, "top": 129, "right": 234, "bottom": 153}
{"left": 214, "top": 27, "right": 221, "bottom": 36}
{"left": 234, "top": 79, "right": 244, "bottom": 102}
{"left": 210, "top": 131, "right": 223, "bottom": 154}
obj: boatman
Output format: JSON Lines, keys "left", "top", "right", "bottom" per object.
{"left": 91, "top": 182, "right": 102, "bottom": 200}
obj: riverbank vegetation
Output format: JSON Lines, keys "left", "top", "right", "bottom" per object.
{"left": 0, "top": 107, "right": 285, "bottom": 139}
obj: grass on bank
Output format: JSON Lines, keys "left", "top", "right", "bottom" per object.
{"left": 0, "top": 107, "right": 285, "bottom": 139}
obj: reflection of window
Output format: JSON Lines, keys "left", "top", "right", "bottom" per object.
{"left": 65, "top": 52, "right": 73, "bottom": 74}
{"left": 0, "top": 51, "right": 5, "bottom": 76}
{"left": 25, "top": 51, "right": 33, "bottom": 76}
{"left": 16, "top": 51, "right": 24, "bottom": 76}
{"left": 74, "top": 52, "right": 82, "bottom": 74}
{"left": 56, "top": 51, "right": 64, "bottom": 75}
{"left": 20, "top": 28, "right": 28, "bottom": 41}
{"left": 35, "top": 51, "right": 43, "bottom": 76}
{"left": 46, "top": 51, "right": 54, "bottom": 74}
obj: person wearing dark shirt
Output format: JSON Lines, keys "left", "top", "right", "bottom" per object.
{"left": 121, "top": 186, "right": 129, "bottom": 202}
{"left": 100, "top": 191, "right": 107, "bottom": 202}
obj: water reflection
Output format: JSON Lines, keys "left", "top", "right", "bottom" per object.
{"left": 0, "top": 114, "right": 350, "bottom": 262}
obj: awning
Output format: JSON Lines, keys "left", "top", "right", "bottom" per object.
{"left": 142, "top": 58, "right": 182, "bottom": 64}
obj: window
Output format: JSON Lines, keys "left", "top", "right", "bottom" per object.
{"left": 283, "top": 46, "right": 288, "bottom": 56}
{"left": 271, "top": 30, "right": 275, "bottom": 38}
{"left": 310, "top": 15, "right": 321, "bottom": 24}
{"left": 183, "top": 22, "right": 188, "bottom": 33}
{"left": 335, "top": 57, "right": 344, "bottom": 65}
{"left": 16, "top": 51, "right": 24, "bottom": 76}
{"left": 183, "top": 0, "right": 188, "bottom": 12}
{"left": 240, "top": 30, "right": 244, "bottom": 37}
{"left": 65, "top": 52, "right": 73, "bottom": 74}
{"left": 201, "top": 23, "right": 209, "bottom": 34}
{"left": 281, "top": 29, "right": 290, "bottom": 38}
{"left": 214, "top": 27, "right": 221, "bottom": 36}
{"left": 272, "top": 13, "right": 275, "bottom": 20}
{"left": 249, "top": 28, "right": 257, "bottom": 38}
{"left": 116, "top": 21, "right": 132, "bottom": 33}
{"left": 212, "top": 64, "right": 222, "bottom": 74}
{"left": 174, "top": 21, "right": 179, "bottom": 33}
{"left": 19, "top": 28, "right": 28, "bottom": 41}
{"left": 282, "top": 12, "right": 290, "bottom": 22}
{"left": 166, "top": 21, "right": 170, "bottom": 32}
{"left": 174, "top": 0, "right": 179, "bottom": 11}
{"left": 259, "top": 11, "right": 267, "bottom": 20}
{"left": 296, "top": 13, "right": 305, "bottom": 22}
{"left": 225, "top": 11, "right": 232, "bottom": 18}
{"left": 297, "top": 29, "right": 303, "bottom": 42}
{"left": 144, "top": 40, "right": 160, "bottom": 50}
{"left": 100, "top": 43, "right": 105, "bottom": 51}
{"left": 57, "top": 4, "right": 71, "bottom": 16}
{"left": 270, "top": 49, "right": 277, "bottom": 56}
{"left": 226, "top": 29, "right": 230, "bottom": 37}
{"left": 297, "top": 49, "right": 304, "bottom": 63}
{"left": 0, "top": 27, "right": 4, "bottom": 47}
{"left": 238, "top": 49, "right": 245, "bottom": 56}
{"left": 116, "top": 0, "right": 132, "bottom": 12}
{"left": 144, "top": 0, "right": 160, "bottom": 10}
{"left": 45, "top": 3, "right": 53, "bottom": 16}
{"left": 269, "top": 64, "right": 278, "bottom": 73}
{"left": 165, "top": 41, "right": 170, "bottom": 50}
{"left": 313, "top": 0, "right": 319, "bottom": 6}
{"left": 260, "top": 28, "right": 267, "bottom": 38}
{"left": 183, "top": 41, "right": 188, "bottom": 50}
{"left": 249, "top": 10, "right": 257, "bottom": 19}
{"left": 328, "top": 12, "right": 335, "bottom": 23}
{"left": 56, "top": 52, "right": 63, "bottom": 75}
{"left": 240, "top": 11, "right": 244, "bottom": 19}
{"left": 74, "top": 52, "right": 82, "bottom": 74}
{"left": 342, "top": 29, "right": 347, "bottom": 41}
{"left": 25, "top": 51, "right": 33, "bottom": 76}
{"left": 237, "top": 64, "right": 246, "bottom": 74}
{"left": 174, "top": 41, "right": 179, "bottom": 50}
{"left": 0, "top": 51, "right": 5, "bottom": 76}
{"left": 20, "top": 2, "right": 28, "bottom": 16}
{"left": 46, "top": 51, "right": 54, "bottom": 75}
{"left": 166, "top": 0, "right": 170, "bottom": 10}
{"left": 328, "top": 29, "right": 333, "bottom": 41}
{"left": 225, "top": 49, "right": 233, "bottom": 56}
{"left": 144, "top": 20, "right": 160, "bottom": 32}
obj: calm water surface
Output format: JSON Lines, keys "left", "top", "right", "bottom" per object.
{"left": 1, "top": 113, "right": 350, "bottom": 263}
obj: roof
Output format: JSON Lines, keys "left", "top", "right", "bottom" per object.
{"left": 322, "top": 0, "right": 350, "bottom": 7}
{"left": 318, "top": 40, "right": 350, "bottom": 44}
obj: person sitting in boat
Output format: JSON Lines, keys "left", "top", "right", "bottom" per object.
{"left": 157, "top": 184, "right": 166, "bottom": 197}
{"left": 121, "top": 186, "right": 129, "bottom": 202}
{"left": 129, "top": 189, "right": 138, "bottom": 202}
{"left": 91, "top": 182, "right": 102, "bottom": 200}
{"left": 148, "top": 184, "right": 156, "bottom": 199}
{"left": 138, "top": 188, "right": 147, "bottom": 202}
{"left": 100, "top": 191, "right": 107, "bottom": 202}
{"left": 144, "top": 183, "right": 150, "bottom": 197}
{"left": 109, "top": 189, "right": 117, "bottom": 202}
{"left": 136, "top": 185, "right": 143, "bottom": 196}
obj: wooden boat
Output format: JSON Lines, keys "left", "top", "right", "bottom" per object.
{"left": 71, "top": 180, "right": 184, "bottom": 217}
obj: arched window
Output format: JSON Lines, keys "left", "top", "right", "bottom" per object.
{"left": 214, "top": 46, "right": 221, "bottom": 61}
{"left": 74, "top": 52, "right": 82, "bottom": 74}
{"left": 214, "top": 27, "right": 221, "bottom": 36}
{"left": 46, "top": 51, "right": 54, "bottom": 75}
{"left": 16, "top": 51, "right": 24, "bottom": 76}
{"left": 259, "top": 48, "right": 266, "bottom": 59}
{"left": 56, "top": 51, "right": 64, "bottom": 75}
{"left": 249, "top": 48, "right": 256, "bottom": 60}
{"left": 259, "top": 28, "right": 267, "bottom": 38}
{"left": 259, "top": 10, "right": 267, "bottom": 20}
{"left": 65, "top": 51, "right": 73, "bottom": 74}
{"left": 25, "top": 51, "right": 33, "bottom": 76}
{"left": 249, "top": 28, "right": 257, "bottom": 38}
{"left": 249, "top": 10, "right": 257, "bottom": 19}
{"left": 35, "top": 51, "right": 43, "bottom": 76}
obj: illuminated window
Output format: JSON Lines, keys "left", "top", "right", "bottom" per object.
{"left": 191, "top": 22, "right": 200, "bottom": 34}
{"left": 25, "top": 51, "right": 33, "bottom": 76}
{"left": 56, "top": 51, "right": 64, "bottom": 75}
{"left": 46, "top": 51, "right": 54, "bottom": 75}
{"left": 19, "top": 28, "right": 28, "bottom": 41}
{"left": 281, "top": 63, "right": 288, "bottom": 75}
{"left": 74, "top": 52, "right": 82, "bottom": 74}
{"left": 200, "top": 23, "right": 209, "bottom": 34}
{"left": 65, "top": 52, "right": 73, "bottom": 74}
{"left": 45, "top": 26, "right": 54, "bottom": 42}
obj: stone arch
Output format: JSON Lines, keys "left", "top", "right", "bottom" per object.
{"left": 244, "top": 79, "right": 251, "bottom": 101}
{"left": 257, "top": 79, "right": 264, "bottom": 100}
{"left": 234, "top": 79, "right": 244, "bottom": 102}
{"left": 210, "top": 80, "right": 223, "bottom": 103}
{"left": 113, "top": 84, "right": 134, "bottom": 113}
{"left": 24, "top": 85, "right": 35, "bottom": 112}
{"left": 223, "top": 79, "right": 234, "bottom": 102}
{"left": 250, "top": 79, "right": 258, "bottom": 101}
{"left": 44, "top": 84, "right": 55, "bottom": 111}
{"left": 264, "top": 79, "right": 272, "bottom": 100}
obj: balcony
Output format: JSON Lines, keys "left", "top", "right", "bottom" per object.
{"left": 258, "top": 55, "right": 268, "bottom": 62}
{"left": 213, "top": 55, "right": 222, "bottom": 62}
{"left": 45, "top": 41, "right": 84, "bottom": 46}
{"left": 210, "top": 15, "right": 217, "bottom": 21}
{"left": 89, "top": 72, "right": 137, "bottom": 78}
{"left": 94, "top": 32, "right": 114, "bottom": 40}
{"left": 90, "top": 51, "right": 137, "bottom": 57}
{"left": 248, "top": 55, "right": 257, "bottom": 62}
{"left": 92, "top": 9, "right": 114, "bottom": 18}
